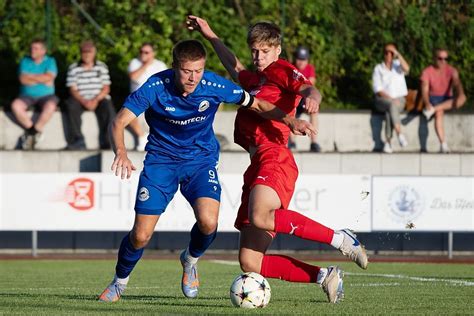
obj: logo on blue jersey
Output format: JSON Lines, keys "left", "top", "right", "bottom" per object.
{"left": 198, "top": 100, "right": 210, "bottom": 112}
{"left": 165, "top": 106, "right": 176, "bottom": 112}
{"left": 166, "top": 116, "right": 208, "bottom": 125}
{"left": 138, "top": 187, "right": 150, "bottom": 201}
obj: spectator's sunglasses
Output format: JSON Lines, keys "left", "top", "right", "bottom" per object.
{"left": 437, "top": 56, "right": 448, "bottom": 61}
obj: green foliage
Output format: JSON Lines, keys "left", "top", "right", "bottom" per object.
{"left": 0, "top": 0, "right": 472, "bottom": 110}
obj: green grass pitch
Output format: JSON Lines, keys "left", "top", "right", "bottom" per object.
{"left": 0, "top": 259, "right": 473, "bottom": 314}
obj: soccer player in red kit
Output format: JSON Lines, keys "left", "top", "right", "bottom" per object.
{"left": 188, "top": 16, "right": 368, "bottom": 303}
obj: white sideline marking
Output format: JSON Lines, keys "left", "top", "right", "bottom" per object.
{"left": 346, "top": 272, "right": 474, "bottom": 286}
{"left": 350, "top": 282, "right": 400, "bottom": 287}
{"left": 211, "top": 259, "right": 239, "bottom": 266}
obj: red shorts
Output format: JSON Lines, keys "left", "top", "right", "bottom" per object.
{"left": 234, "top": 145, "right": 298, "bottom": 231}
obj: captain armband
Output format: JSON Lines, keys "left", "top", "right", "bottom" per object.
{"left": 237, "top": 91, "right": 254, "bottom": 108}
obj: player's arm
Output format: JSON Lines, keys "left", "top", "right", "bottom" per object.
{"left": 187, "top": 15, "right": 245, "bottom": 82}
{"left": 298, "top": 84, "right": 321, "bottom": 114}
{"left": 110, "top": 107, "right": 137, "bottom": 179}
{"left": 239, "top": 91, "right": 316, "bottom": 137}
{"left": 129, "top": 61, "right": 148, "bottom": 81}
{"left": 19, "top": 73, "right": 38, "bottom": 85}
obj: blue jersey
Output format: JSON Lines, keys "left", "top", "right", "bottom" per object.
{"left": 19, "top": 55, "right": 57, "bottom": 98}
{"left": 124, "top": 69, "right": 247, "bottom": 160}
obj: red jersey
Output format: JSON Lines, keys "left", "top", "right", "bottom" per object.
{"left": 234, "top": 59, "right": 311, "bottom": 151}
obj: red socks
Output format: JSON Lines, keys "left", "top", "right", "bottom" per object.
{"left": 274, "top": 209, "right": 334, "bottom": 244}
{"left": 260, "top": 254, "right": 320, "bottom": 283}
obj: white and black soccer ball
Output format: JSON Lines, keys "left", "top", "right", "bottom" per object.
{"left": 229, "top": 272, "right": 271, "bottom": 308}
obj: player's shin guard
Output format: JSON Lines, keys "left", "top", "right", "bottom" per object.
{"left": 115, "top": 233, "right": 144, "bottom": 279}
{"left": 274, "top": 209, "right": 334, "bottom": 244}
{"left": 260, "top": 254, "right": 320, "bottom": 283}
{"left": 188, "top": 223, "right": 217, "bottom": 258}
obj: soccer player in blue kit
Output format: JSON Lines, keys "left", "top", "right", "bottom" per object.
{"left": 98, "top": 39, "right": 315, "bottom": 302}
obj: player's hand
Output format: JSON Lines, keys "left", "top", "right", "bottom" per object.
{"left": 289, "top": 118, "right": 317, "bottom": 137}
{"left": 187, "top": 15, "right": 217, "bottom": 40}
{"left": 303, "top": 95, "right": 320, "bottom": 114}
{"left": 111, "top": 151, "right": 136, "bottom": 180}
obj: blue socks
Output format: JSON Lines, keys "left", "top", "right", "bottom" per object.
{"left": 114, "top": 224, "right": 216, "bottom": 278}
{"left": 115, "top": 233, "right": 144, "bottom": 279}
{"left": 188, "top": 223, "right": 217, "bottom": 258}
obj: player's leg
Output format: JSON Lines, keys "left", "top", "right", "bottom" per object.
{"left": 11, "top": 97, "right": 36, "bottom": 149}
{"left": 179, "top": 160, "right": 221, "bottom": 298}
{"left": 11, "top": 97, "right": 33, "bottom": 130}
{"left": 31, "top": 96, "right": 58, "bottom": 148}
{"left": 248, "top": 146, "right": 368, "bottom": 269}
{"left": 64, "top": 97, "right": 86, "bottom": 149}
{"left": 434, "top": 110, "right": 449, "bottom": 153}
{"left": 179, "top": 197, "right": 219, "bottom": 298}
{"left": 99, "top": 161, "right": 179, "bottom": 302}
{"left": 239, "top": 225, "right": 343, "bottom": 303}
{"left": 34, "top": 96, "right": 58, "bottom": 133}
{"left": 249, "top": 184, "right": 367, "bottom": 269}
{"left": 99, "top": 214, "right": 160, "bottom": 302}
{"left": 95, "top": 98, "right": 115, "bottom": 149}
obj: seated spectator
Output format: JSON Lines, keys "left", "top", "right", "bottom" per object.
{"left": 421, "top": 48, "right": 467, "bottom": 153}
{"left": 288, "top": 46, "right": 321, "bottom": 152}
{"left": 372, "top": 43, "right": 410, "bottom": 153}
{"left": 10, "top": 38, "right": 59, "bottom": 150}
{"left": 127, "top": 43, "right": 167, "bottom": 151}
{"left": 64, "top": 41, "right": 115, "bottom": 150}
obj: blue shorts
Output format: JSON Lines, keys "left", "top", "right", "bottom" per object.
{"left": 134, "top": 153, "right": 221, "bottom": 215}
{"left": 430, "top": 95, "right": 453, "bottom": 106}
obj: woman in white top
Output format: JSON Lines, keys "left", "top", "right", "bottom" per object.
{"left": 372, "top": 43, "right": 410, "bottom": 153}
{"left": 127, "top": 43, "right": 167, "bottom": 151}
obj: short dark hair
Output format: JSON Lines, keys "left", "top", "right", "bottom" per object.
{"left": 172, "top": 40, "right": 206, "bottom": 66}
{"left": 247, "top": 22, "right": 281, "bottom": 47}
{"left": 31, "top": 38, "right": 46, "bottom": 47}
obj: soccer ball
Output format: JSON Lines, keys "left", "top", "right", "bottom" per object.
{"left": 229, "top": 272, "right": 271, "bottom": 308}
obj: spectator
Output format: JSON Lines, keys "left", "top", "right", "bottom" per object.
{"left": 421, "top": 48, "right": 467, "bottom": 153}
{"left": 288, "top": 46, "right": 321, "bottom": 152}
{"left": 127, "top": 43, "right": 167, "bottom": 151}
{"left": 11, "top": 38, "right": 59, "bottom": 150}
{"left": 64, "top": 41, "right": 115, "bottom": 150}
{"left": 372, "top": 43, "right": 410, "bottom": 153}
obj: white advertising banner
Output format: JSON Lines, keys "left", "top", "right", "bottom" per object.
{"left": 0, "top": 173, "right": 371, "bottom": 232}
{"left": 289, "top": 175, "right": 371, "bottom": 232}
{"left": 372, "top": 176, "right": 474, "bottom": 231}
{"left": 0, "top": 173, "right": 242, "bottom": 232}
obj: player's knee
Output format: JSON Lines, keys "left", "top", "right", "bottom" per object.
{"left": 43, "top": 101, "right": 57, "bottom": 112}
{"left": 11, "top": 99, "right": 25, "bottom": 113}
{"left": 197, "top": 218, "right": 218, "bottom": 235}
{"left": 248, "top": 208, "right": 270, "bottom": 230}
{"left": 239, "top": 255, "right": 261, "bottom": 273}
{"left": 130, "top": 230, "right": 152, "bottom": 248}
